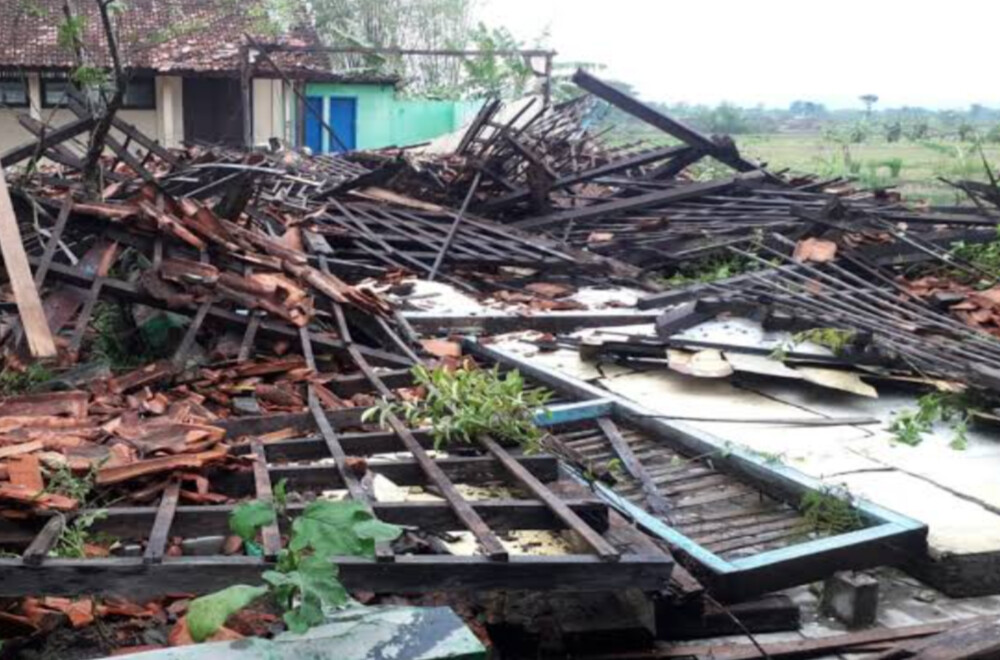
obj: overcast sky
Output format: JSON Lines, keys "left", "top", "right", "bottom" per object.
{"left": 478, "top": 0, "right": 995, "bottom": 110}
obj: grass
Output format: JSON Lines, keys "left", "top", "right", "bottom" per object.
{"left": 740, "top": 134, "right": 1000, "bottom": 204}
{"left": 613, "top": 126, "right": 1000, "bottom": 205}
{"left": 0, "top": 363, "right": 53, "bottom": 396}
{"left": 800, "top": 487, "right": 865, "bottom": 536}
{"left": 739, "top": 134, "right": 989, "bottom": 200}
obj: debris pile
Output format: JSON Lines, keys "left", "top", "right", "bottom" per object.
{"left": 4, "top": 69, "right": 1000, "bottom": 658}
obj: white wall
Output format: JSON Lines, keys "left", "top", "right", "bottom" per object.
{"left": 155, "top": 76, "right": 184, "bottom": 148}
{"left": 0, "top": 110, "right": 32, "bottom": 154}
{"left": 1, "top": 74, "right": 182, "bottom": 159}
{"left": 252, "top": 77, "right": 289, "bottom": 146}
{"left": 0, "top": 73, "right": 40, "bottom": 154}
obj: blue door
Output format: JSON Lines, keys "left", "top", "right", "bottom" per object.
{"left": 328, "top": 97, "right": 357, "bottom": 153}
{"left": 304, "top": 96, "right": 324, "bottom": 153}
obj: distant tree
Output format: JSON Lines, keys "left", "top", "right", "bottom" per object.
{"left": 986, "top": 125, "right": 1000, "bottom": 144}
{"left": 906, "top": 119, "right": 929, "bottom": 141}
{"left": 957, "top": 121, "right": 977, "bottom": 142}
{"left": 312, "top": 0, "right": 545, "bottom": 98}
{"left": 859, "top": 94, "right": 879, "bottom": 118}
{"left": 789, "top": 100, "right": 826, "bottom": 117}
{"left": 706, "top": 103, "right": 750, "bottom": 134}
{"left": 461, "top": 23, "right": 533, "bottom": 99}
{"left": 885, "top": 121, "right": 902, "bottom": 143}
{"left": 848, "top": 121, "right": 868, "bottom": 144}
{"left": 312, "top": 0, "right": 472, "bottom": 95}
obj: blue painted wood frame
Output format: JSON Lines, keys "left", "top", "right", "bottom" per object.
{"left": 304, "top": 96, "right": 324, "bottom": 154}
{"left": 466, "top": 339, "right": 928, "bottom": 600}
{"left": 328, "top": 96, "right": 357, "bottom": 153}
{"left": 533, "top": 400, "right": 613, "bottom": 427}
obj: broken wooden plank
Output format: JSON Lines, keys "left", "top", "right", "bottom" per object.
{"left": 249, "top": 441, "right": 282, "bottom": 559}
{"left": 0, "top": 441, "right": 45, "bottom": 460}
{"left": 22, "top": 515, "right": 66, "bottom": 567}
{"left": 32, "top": 195, "right": 74, "bottom": 289}
{"left": 96, "top": 448, "right": 228, "bottom": 486}
{"left": 883, "top": 615, "right": 1000, "bottom": 660}
{"left": 143, "top": 481, "right": 180, "bottom": 565}
{"left": 0, "top": 168, "right": 56, "bottom": 357}
{"left": 596, "top": 417, "right": 672, "bottom": 519}
{"left": 25, "top": 500, "right": 611, "bottom": 544}
{"left": 651, "top": 619, "right": 966, "bottom": 659}
{"left": 0, "top": 554, "right": 672, "bottom": 599}
{"left": 513, "top": 175, "right": 749, "bottom": 231}
{"left": 0, "top": 115, "right": 96, "bottom": 168}
{"left": 0, "top": 391, "right": 89, "bottom": 419}
{"left": 658, "top": 594, "right": 800, "bottom": 641}
{"left": 572, "top": 68, "right": 761, "bottom": 174}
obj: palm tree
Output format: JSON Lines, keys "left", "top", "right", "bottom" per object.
{"left": 859, "top": 94, "right": 879, "bottom": 119}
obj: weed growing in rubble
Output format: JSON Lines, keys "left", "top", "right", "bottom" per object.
{"left": 769, "top": 327, "right": 856, "bottom": 361}
{"left": 44, "top": 463, "right": 98, "bottom": 504}
{"left": 793, "top": 328, "right": 856, "bottom": 354}
{"left": 186, "top": 497, "right": 402, "bottom": 642}
{"left": 949, "top": 227, "right": 1000, "bottom": 284}
{"left": 889, "top": 392, "right": 976, "bottom": 450}
{"left": 91, "top": 302, "right": 142, "bottom": 369}
{"left": 662, "top": 253, "right": 756, "bottom": 288}
{"left": 0, "top": 363, "right": 53, "bottom": 396}
{"left": 799, "top": 487, "right": 864, "bottom": 536}
{"left": 363, "top": 365, "right": 551, "bottom": 452}
{"left": 52, "top": 510, "right": 110, "bottom": 559}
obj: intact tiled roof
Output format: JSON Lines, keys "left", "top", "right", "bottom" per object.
{"left": 0, "top": 0, "right": 334, "bottom": 78}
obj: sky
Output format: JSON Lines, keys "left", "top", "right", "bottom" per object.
{"left": 477, "top": 0, "right": 997, "bottom": 110}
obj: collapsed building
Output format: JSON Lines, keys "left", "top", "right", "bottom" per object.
{"left": 2, "top": 22, "right": 1000, "bottom": 657}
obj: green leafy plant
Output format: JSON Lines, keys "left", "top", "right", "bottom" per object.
{"left": 0, "top": 363, "right": 53, "bottom": 396}
{"left": 52, "top": 510, "right": 111, "bottom": 558}
{"left": 662, "top": 253, "right": 757, "bottom": 287}
{"left": 800, "top": 487, "right": 864, "bottom": 536}
{"left": 362, "top": 365, "right": 551, "bottom": 452}
{"left": 57, "top": 14, "right": 86, "bottom": 50}
{"left": 794, "top": 328, "right": 856, "bottom": 353}
{"left": 890, "top": 411, "right": 927, "bottom": 446}
{"left": 44, "top": 462, "right": 98, "bottom": 503}
{"left": 889, "top": 392, "right": 976, "bottom": 449}
{"left": 950, "top": 419, "right": 969, "bottom": 451}
{"left": 187, "top": 498, "right": 403, "bottom": 641}
{"left": 90, "top": 302, "right": 141, "bottom": 368}
{"left": 949, "top": 225, "right": 1000, "bottom": 282}
{"left": 769, "top": 327, "right": 855, "bottom": 361}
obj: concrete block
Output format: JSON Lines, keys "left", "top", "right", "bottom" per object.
{"left": 180, "top": 535, "right": 227, "bottom": 556}
{"left": 821, "top": 571, "right": 879, "bottom": 628}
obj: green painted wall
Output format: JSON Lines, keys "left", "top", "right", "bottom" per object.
{"left": 390, "top": 99, "right": 483, "bottom": 147}
{"left": 305, "top": 82, "right": 482, "bottom": 150}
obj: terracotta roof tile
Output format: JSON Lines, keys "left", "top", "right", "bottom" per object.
{"left": 0, "top": 0, "right": 330, "bottom": 77}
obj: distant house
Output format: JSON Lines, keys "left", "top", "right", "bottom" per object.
{"left": 0, "top": 0, "right": 479, "bottom": 155}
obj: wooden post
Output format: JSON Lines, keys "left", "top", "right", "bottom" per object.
{"left": 240, "top": 45, "right": 253, "bottom": 148}
{"left": 543, "top": 53, "right": 554, "bottom": 108}
{"left": 0, "top": 168, "right": 56, "bottom": 357}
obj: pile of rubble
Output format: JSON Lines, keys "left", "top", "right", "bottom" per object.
{"left": 3, "top": 70, "right": 1000, "bottom": 659}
